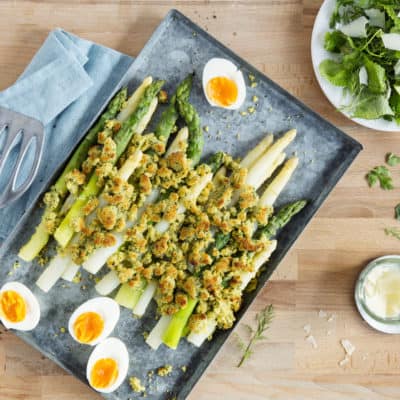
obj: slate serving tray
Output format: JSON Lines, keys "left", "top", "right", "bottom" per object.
{"left": 0, "top": 9, "right": 362, "bottom": 400}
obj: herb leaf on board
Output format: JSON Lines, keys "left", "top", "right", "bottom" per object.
{"left": 366, "top": 166, "right": 394, "bottom": 190}
{"left": 386, "top": 152, "right": 400, "bottom": 166}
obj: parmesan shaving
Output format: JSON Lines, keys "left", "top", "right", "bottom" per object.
{"left": 341, "top": 339, "right": 355, "bottom": 356}
{"left": 306, "top": 334, "right": 318, "bottom": 349}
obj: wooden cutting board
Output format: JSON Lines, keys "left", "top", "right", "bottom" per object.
{"left": 1, "top": 1, "right": 400, "bottom": 399}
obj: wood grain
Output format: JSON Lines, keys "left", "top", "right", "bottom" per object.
{"left": 1, "top": 0, "right": 400, "bottom": 399}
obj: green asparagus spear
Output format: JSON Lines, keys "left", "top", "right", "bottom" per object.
{"left": 177, "top": 100, "right": 204, "bottom": 166}
{"left": 162, "top": 297, "right": 198, "bottom": 349}
{"left": 154, "top": 74, "right": 193, "bottom": 141}
{"left": 257, "top": 200, "right": 307, "bottom": 239}
{"left": 54, "top": 81, "right": 164, "bottom": 248}
{"left": 56, "top": 89, "right": 127, "bottom": 195}
{"left": 18, "top": 89, "right": 127, "bottom": 261}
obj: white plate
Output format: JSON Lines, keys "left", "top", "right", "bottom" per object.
{"left": 311, "top": 0, "right": 400, "bottom": 132}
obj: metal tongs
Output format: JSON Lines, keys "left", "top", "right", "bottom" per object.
{"left": 0, "top": 106, "right": 44, "bottom": 208}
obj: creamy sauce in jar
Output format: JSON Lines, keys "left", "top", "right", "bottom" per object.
{"left": 363, "top": 264, "right": 400, "bottom": 319}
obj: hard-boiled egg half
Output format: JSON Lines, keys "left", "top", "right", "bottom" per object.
{"left": 202, "top": 58, "right": 246, "bottom": 110}
{"left": 68, "top": 297, "right": 120, "bottom": 346}
{"left": 87, "top": 337, "right": 129, "bottom": 393}
{"left": 0, "top": 282, "right": 40, "bottom": 331}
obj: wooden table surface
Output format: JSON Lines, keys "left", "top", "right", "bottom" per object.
{"left": 1, "top": 1, "right": 400, "bottom": 399}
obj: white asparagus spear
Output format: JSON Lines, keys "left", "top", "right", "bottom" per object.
{"left": 240, "top": 133, "right": 273, "bottom": 169}
{"left": 146, "top": 315, "right": 172, "bottom": 350}
{"left": 245, "top": 129, "right": 296, "bottom": 189}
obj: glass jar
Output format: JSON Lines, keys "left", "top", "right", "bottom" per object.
{"left": 355, "top": 255, "right": 400, "bottom": 334}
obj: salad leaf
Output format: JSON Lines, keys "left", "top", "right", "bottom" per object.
{"left": 324, "top": 30, "right": 349, "bottom": 52}
{"left": 352, "top": 87, "right": 393, "bottom": 118}
{"left": 319, "top": 59, "right": 352, "bottom": 86}
{"left": 364, "top": 56, "right": 387, "bottom": 93}
{"left": 320, "top": 0, "right": 400, "bottom": 123}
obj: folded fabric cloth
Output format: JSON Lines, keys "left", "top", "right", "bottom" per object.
{"left": 0, "top": 28, "right": 134, "bottom": 245}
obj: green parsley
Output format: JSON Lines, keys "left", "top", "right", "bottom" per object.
{"left": 366, "top": 166, "right": 393, "bottom": 190}
{"left": 385, "top": 227, "right": 400, "bottom": 240}
{"left": 395, "top": 204, "right": 400, "bottom": 220}
{"left": 386, "top": 152, "right": 400, "bottom": 166}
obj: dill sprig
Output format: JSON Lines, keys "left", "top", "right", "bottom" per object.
{"left": 235, "top": 304, "right": 274, "bottom": 368}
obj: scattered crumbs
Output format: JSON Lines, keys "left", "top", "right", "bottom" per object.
{"left": 181, "top": 365, "right": 187, "bottom": 373}
{"left": 129, "top": 376, "right": 145, "bottom": 393}
{"left": 247, "top": 106, "right": 256, "bottom": 114}
{"left": 12, "top": 261, "right": 20, "bottom": 270}
{"left": 339, "top": 355, "right": 350, "bottom": 367}
{"left": 158, "top": 90, "right": 168, "bottom": 104}
{"left": 157, "top": 364, "right": 173, "bottom": 377}
{"left": 250, "top": 82, "right": 258, "bottom": 88}
{"left": 37, "top": 255, "right": 48, "bottom": 267}
{"left": 240, "top": 111, "right": 248, "bottom": 116}
{"left": 236, "top": 133, "right": 241, "bottom": 140}
{"left": 303, "top": 324, "right": 311, "bottom": 335}
{"left": 7, "top": 271, "right": 13, "bottom": 276}
{"left": 328, "top": 314, "right": 336, "bottom": 322}
{"left": 192, "top": 31, "right": 197, "bottom": 37}
{"left": 213, "top": 14, "right": 217, "bottom": 19}
{"left": 61, "top": 284, "right": 68, "bottom": 289}
{"left": 203, "top": 125, "right": 209, "bottom": 132}
{"left": 53, "top": 333, "right": 58, "bottom": 338}
{"left": 148, "top": 370, "right": 154, "bottom": 378}
{"left": 248, "top": 74, "right": 256, "bottom": 82}
{"left": 233, "top": 31, "right": 237, "bottom": 36}
{"left": 60, "top": 327, "right": 66, "bottom": 334}
{"left": 252, "top": 95, "right": 259, "bottom": 103}
{"left": 327, "top": 330, "right": 332, "bottom": 336}
{"left": 143, "top": 331, "right": 149, "bottom": 340}
{"left": 72, "top": 272, "right": 82, "bottom": 284}
{"left": 267, "top": 106, "right": 273, "bottom": 112}
{"left": 318, "top": 310, "right": 328, "bottom": 318}
{"left": 305, "top": 334, "right": 318, "bottom": 349}
{"left": 94, "top": 276, "right": 101, "bottom": 284}
{"left": 81, "top": 285, "right": 87, "bottom": 291}
{"left": 216, "top": 130, "right": 222, "bottom": 136}
{"left": 341, "top": 339, "right": 355, "bottom": 356}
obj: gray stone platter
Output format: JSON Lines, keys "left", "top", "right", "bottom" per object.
{"left": 0, "top": 9, "right": 362, "bottom": 400}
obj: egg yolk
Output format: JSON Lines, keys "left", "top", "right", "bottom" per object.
{"left": 206, "top": 76, "right": 238, "bottom": 107}
{"left": 74, "top": 312, "right": 104, "bottom": 343}
{"left": 90, "top": 358, "right": 119, "bottom": 389}
{"left": 0, "top": 290, "right": 26, "bottom": 323}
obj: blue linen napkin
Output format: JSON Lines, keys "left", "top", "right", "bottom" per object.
{"left": 0, "top": 28, "right": 134, "bottom": 246}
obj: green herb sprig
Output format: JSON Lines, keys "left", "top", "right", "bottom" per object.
{"left": 366, "top": 166, "right": 393, "bottom": 189}
{"left": 235, "top": 305, "right": 274, "bottom": 367}
{"left": 385, "top": 227, "right": 400, "bottom": 240}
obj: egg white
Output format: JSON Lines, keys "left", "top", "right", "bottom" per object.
{"left": 202, "top": 58, "right": 246, "bottom": 110}
{"left": 68, "top": 297, "right": 120, "bottom": 346}
{"left": 86, "top": 337, "right": 129, "bottom": 393}
{"left": 0, "top": 281, "right": 40, "bottom": 331}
